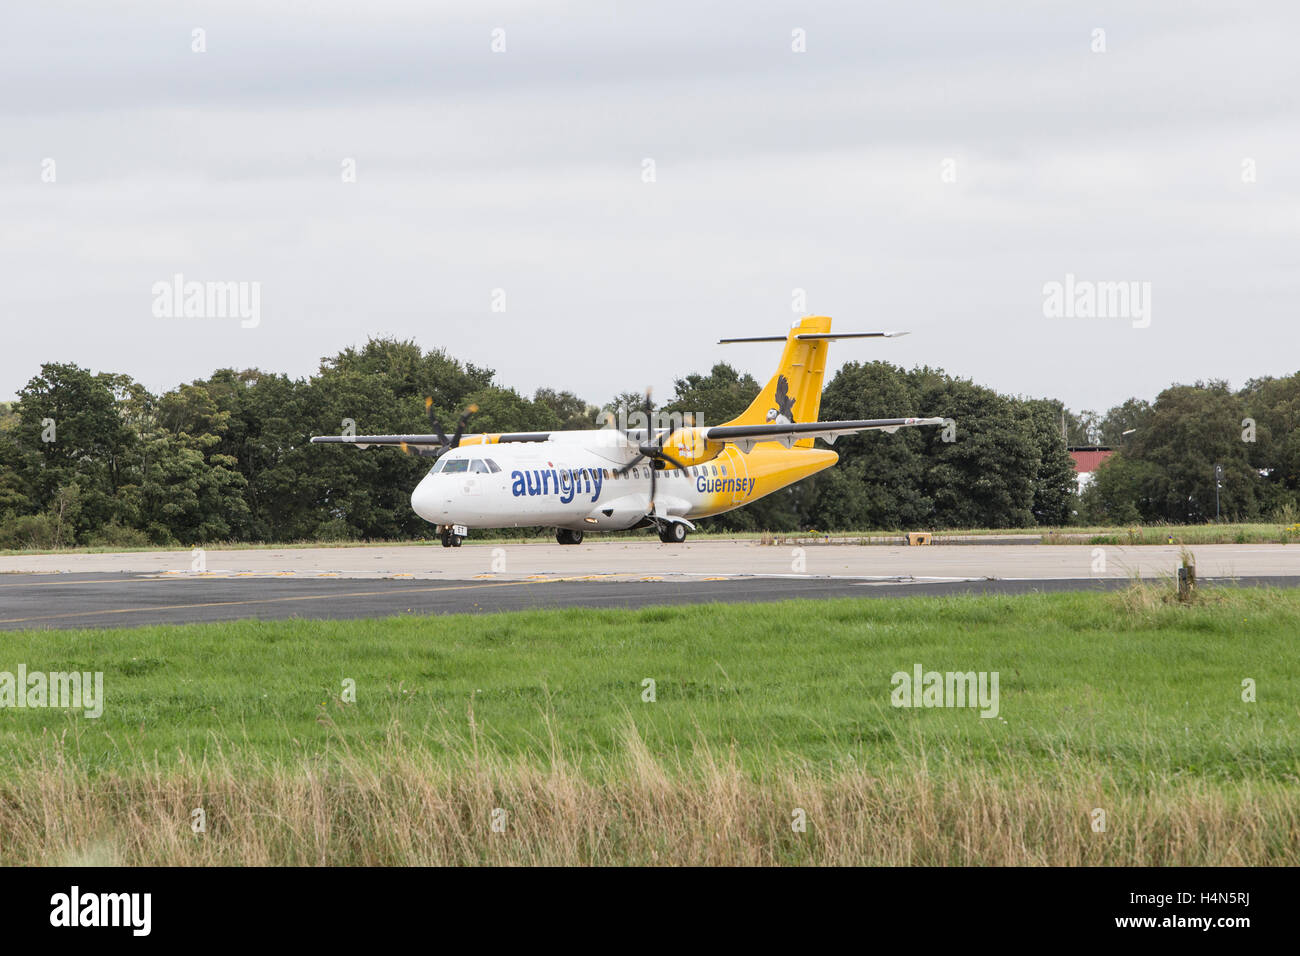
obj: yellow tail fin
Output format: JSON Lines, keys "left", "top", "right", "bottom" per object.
{"left": 723, "top": 315, "right": 833, "bottom": 447}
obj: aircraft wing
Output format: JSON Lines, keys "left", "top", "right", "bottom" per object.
{"left": 309, "top": 432, "right": 552, "bottom": 452}
{"left": 310, "top": 434, "right": 448, "bottom": 454}
{"left": 704, "top": 417, "right": 945, "bottom": 453}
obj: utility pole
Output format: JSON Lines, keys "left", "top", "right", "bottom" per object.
{"left": 1214, "top": 464, "right": 1223, "bottom": 521}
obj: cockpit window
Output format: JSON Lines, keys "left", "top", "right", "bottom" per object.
{"left": 470, "top": 459, "right": 491, "bottom": 474}
{"left": 485, "top": 459, "right": 502, "bottom": 473}
{"left": 441, "top": 458, "right": 470, "bottom": 474}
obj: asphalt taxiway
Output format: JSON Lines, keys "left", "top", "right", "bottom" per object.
{"left": 1, "top": 541, "right": 1296, "bottom": 629}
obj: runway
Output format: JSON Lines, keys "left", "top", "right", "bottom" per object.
{"left": 1, "top": 541, "right": 1297, "bottom": 629}
{"left": 4, "top": 571, "right": 1299, "bottom": 630}
{"left": 3, "top": 539, "right": 1298, "bottom": 580}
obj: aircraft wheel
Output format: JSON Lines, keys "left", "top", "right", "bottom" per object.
{"left": 451, "top": 535, "right": 463, "bottom": 547}
{"left": 556, "top": 529, "right": 584, "bottom": 545}
{"left": 441, "top": 530, "right": 454, "bottom": 548}
{"left": 659, "top": 522, "right": 687, "bottom": 544}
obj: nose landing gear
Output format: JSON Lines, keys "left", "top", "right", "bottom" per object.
{"left": 440, "top": 524, "right": 467, "bottom": 548}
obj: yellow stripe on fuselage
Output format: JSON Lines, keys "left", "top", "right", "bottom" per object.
{"left": 685, "top": 444, "right": 838, "bottom": 519}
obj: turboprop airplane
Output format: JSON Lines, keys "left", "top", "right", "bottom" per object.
{"left": 311, "top": 316, "right": 944, "bottom": 547}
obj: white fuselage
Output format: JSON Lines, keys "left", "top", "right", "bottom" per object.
{"left": 409, "top": 430, "right": 752, "bottom": 532}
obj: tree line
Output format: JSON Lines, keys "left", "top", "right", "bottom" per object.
{"left": 0, "top": 338, "right": 1295, "bottom": 547}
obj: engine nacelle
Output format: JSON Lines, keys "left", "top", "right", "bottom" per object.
{"left": 658, "top": 427, "right": 725, "bottom": 468}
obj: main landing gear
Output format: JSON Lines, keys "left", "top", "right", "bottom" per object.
{"left": 657, "top": 521, "right": 688, "bottom": 544}
{"left": 556, "top": 528, "right": 584, "bottom": 545}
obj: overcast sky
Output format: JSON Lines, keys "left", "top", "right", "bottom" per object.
{"left": 3, "top": 1, "right": 1297, "bottom": 417}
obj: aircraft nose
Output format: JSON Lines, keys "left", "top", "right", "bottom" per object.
{"left": 411, "top": 475, "right": 441, "bottom": 523}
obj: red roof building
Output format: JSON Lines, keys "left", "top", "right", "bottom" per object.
{"left": 1067, "top": 446, "right": 1114, "bottom": 492}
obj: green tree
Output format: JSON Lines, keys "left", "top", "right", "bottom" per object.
{"left": 661, "top": 363, "right": 763, "bottom": 430}
{"left": 1016, "top": 398, "right": 1080, "bottom": 525}
{"left": 809, "top": 361, "right": 931, "bottom": 530}
{"left": 1241, "top": 372, "right": 1300, "bottom": 516}
{"left": 913, "top": 372, "right": 1037, "bottom": 528}
{"left": 1125, "top": 382, "right": 1256, "bottom": 522}
{"left": 9, "top": 363, "right": 139, "bottom": 541}
{"left": 1098, "top": 398, "right": 1153, "bottom": 447}
{"left": 1078, "top": 455, "right": 1162, "bottom": 525}
{"left": 534, "top": 388, "right": 597, "bottom": 431}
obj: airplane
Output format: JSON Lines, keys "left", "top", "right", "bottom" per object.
{"left": 311, "top": 315, "right": 944, "bottom": 547}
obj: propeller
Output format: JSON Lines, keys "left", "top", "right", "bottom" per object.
{"left": 447, "top": 401, "right": 479, "bottom": 451}
{"left": 613, "top": 388, "right": 691, "bottom": 518}
{"left": 400, "top": 397, "right": 478, "bottom": 458}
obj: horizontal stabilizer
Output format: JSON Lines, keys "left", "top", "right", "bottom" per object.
{"left": 719, "top": 330, "right": 909, "bottom": 344}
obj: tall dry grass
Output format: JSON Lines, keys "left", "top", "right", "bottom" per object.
{"left": 1, "top": 720, "right": 1295, "bottom": 866}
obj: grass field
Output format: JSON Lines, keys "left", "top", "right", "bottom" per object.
{"left": 1, "top": 586, "right": 1297, "bottom": 865}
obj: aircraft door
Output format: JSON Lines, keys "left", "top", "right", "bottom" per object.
{"left": 728, "top": 450, "right": 749, "bottom": 505}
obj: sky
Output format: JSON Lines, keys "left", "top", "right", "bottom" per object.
{"left": 3, "top": 1, "right": 1297, "bottom": 417}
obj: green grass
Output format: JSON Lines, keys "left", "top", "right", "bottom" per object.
{"left": 3, "top": 586, "right": 1297, "bottom": 864}
{"left": 3, "top": 588, "right": 1296, "bottom": 785}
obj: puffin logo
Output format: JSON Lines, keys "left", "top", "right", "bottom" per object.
{"left": 766, "top": 375, "right": 796, "bottom": 424}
